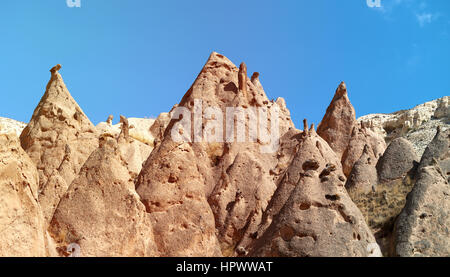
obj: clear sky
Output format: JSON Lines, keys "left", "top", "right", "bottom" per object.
{"left": 0, "top": 0, "right": 449, "bottom": 126}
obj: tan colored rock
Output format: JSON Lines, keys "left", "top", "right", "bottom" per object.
{"left": 341, "top": 124, "right": 386, "bottom": 176}
{"left": 97, "top": 117, "right": 158, "bottom": 147}
{"left": 346, "top": 145, "right": 378, "bottom": 194}
{"left": 376, "top": 138, "right": 419, "bottom": 183}
{"left": 136, "top": 52, "right": 295, "bottom": 256}
{"left": 393, "top": 127, "right": 450, "bottom": 256}
{"left": 394, "top": 164, "right": 449, "bottom": 256}
{"left": 248, "top": 128, "right": 380, "bottom": 257}
{"left": 0, "top": 134, "right": 46, "bottom": 256}
{"left": 346, "top": 138, "right": 418, "bottom": 256}
{"left": 49, "top": 137, "right": 158, "bottom": 257}
{"left": 19, "top": 65, "right": 98, "bottom": 223}
{"left": 0, "top": 117, "right": 27, "bottom": 137}
{"left": 358, "top": 96, "right": 449, "bottom": 157}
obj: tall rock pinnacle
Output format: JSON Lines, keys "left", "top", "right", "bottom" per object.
{"left": 318, "top": 82, "right": 385, "bottom": 176}
{"left": 20, "top": 64, "right": 99, "bottom": 223}
{"left": 317, "top": 81, "right": 356, "bottom": 159}
{"left": 136, "top": 52, "right": 295, "bottom": 256}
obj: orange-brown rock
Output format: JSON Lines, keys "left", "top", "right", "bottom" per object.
{"left": 317, "top": 82, "right": 356, "bottom": 158}
{"left": 0, "top": 134, "right": 46, "bottom": 256}
{"left": 341, "top": 124, "right": 386, "bottom": 176}
{"left": 346, "top": 145, "right": 378, "bottom": 194}
{"left": 20, "top": 65, "right": 98, "bottom": 223}
{"left": 49, "top": 137, "right": 158, "bottom": 257}
{"left": 318, "top": 83, "right": 385, "bottom": 176}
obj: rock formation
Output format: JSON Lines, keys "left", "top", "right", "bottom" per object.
{"left": 0, "top": 117, "right": 27, "bottom": 137}
{"left": 318, "top": 82, "right": 386, "bottom": 177}
{"left": 358, "top": 96, "right": 449, "bottom": 157}
{"left": 0, "top": 53, "right": 448, "bottom": 257}
{"left": 346, "top": 145, "right": 378, "bottom": 194}
{"left": 136, "top": 52, "right": 295, "bottom": 256}
{"left": 317, "top": 82, "right": 356, "bottom": 159}
{"left": 97, "top": 116, "right": 159, "bottom": 147}
{"left": 346, "top": 138, "right": 419, "bottom": 255}
{"left": 248, "top": 128, "right": 380, "bottom": 257}
{"left": 0, "top": 134, "right": 46, "bottom": 256}
{"left": 392, "top": 127, "right": 449, "bottom": 256}
{"left": 19, "top": 65, "right": 99, "bottom": 223}
{"left": 376, "top": 138, "right": 419, "bottom": 183}
{"left": 48, "top": 136, "right": 158, "bottom": 257}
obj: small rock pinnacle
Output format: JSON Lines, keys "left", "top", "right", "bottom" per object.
{"left": 50, "top": 64, "right": 62, "bottom": 74}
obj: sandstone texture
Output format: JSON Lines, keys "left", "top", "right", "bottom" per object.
{"left": 318, "top": 82, "right": 386, "bottom": 177}
{"left": 19, "top": 66, "right": 99, "bottom": 224}
{"left": 49, "top": 136, "right": 158, "bottom": 257}
{"left": 358, "top": 96, "right": 449, "bottom": 157}
{"left": 0, "top": 117, "right": 26, "bottom": 137}
{"left": 0, "top": 134, "right": 46, "bottom": 256}
{"left": 136, "top": 52, "right": 295, "bottom": 256}
{"left": 376, "top": 138, "right": 419, "bottom": 183}
{"left": 248, "top": 129, "right": 380, "bottom": 257}
{"left": 393, "top": 128, "right": 449, "bottom": 257}
{"left": 0, "top": 54, "right": 448, "bottom": 257}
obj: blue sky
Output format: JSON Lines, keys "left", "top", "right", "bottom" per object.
{"left": 0, "top": 0, "right": 449, "bottom": 126}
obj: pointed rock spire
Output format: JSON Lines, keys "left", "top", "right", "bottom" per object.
{"left": 135, "top": 52, "right": 296, "bottom": 256}
{"left": 318, "top": 82, "right": 386, "bottom": 177}
{"left": 317, "top": 81, "right": 356, "bottom": 159}
{"left": 20, "top": 65, "right": 99, "bottom": 224}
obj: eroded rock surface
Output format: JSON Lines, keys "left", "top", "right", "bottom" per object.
{"left": 19, "top": 65, "right": 98, "bottom": 223}
{"left": 317, "top": 83, "right": 386, "bottom": 177}
{"left": 136, "top": 52, "right": 296, "bottom": 256}
{"left": 393, "top": 128, "right": 450, "bottom": 257}
{"left": 49, "top": 137, "right": 158, "bottom": 257}
{"left": 248, "top": 128, "right": 380, "bottom": 257}
{"left": 0, "top": 134, "right": 46, "bottom": 256}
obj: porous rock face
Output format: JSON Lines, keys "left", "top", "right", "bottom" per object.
{"left": 19, "top": 65, "right": 98, "bottom": 222}
{"left": 248, "top": 129, "right": 380, "bottom": 257}
{"left": 136, "top": 52, "right": 295, "bottom": 256}
{"left": 318, "top": 83, "right": 386, "bottom": 177}
{"left": 393, "top": 128, "right": 450, "bottom": 257}
{"left": 49, "top": 136, "right": 158, "bottom": 257}
{"left": 346, "top": 138, "right": 419, "bottom": 256}
{"left": 345, "top": 145, "right": 378, "bottom": 194}
{"left": 0, "top": 134, "right": 46, "bottom": 256}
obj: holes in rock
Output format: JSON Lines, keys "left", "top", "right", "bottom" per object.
{"left": 224, "top": 82, "right": 238, "bottom": 93}
{"left": 280, "top": 226, "right": 295, "bottom": 241}
{"left": 325, "top": 194, "right": 340, "bottom": 201}
{"left": 168, "top": 175, "right": 178, "bottom": 183}
{"left": 302, "top": 160, "right": 320, "bottom": 171}
{"left": 299, "top": 203, "right": 311, "bottom": 210}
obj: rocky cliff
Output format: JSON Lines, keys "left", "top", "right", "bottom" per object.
{"left": 0, "top": 53, "right": 448, "bottom": 257}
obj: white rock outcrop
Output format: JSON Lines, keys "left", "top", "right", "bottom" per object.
{"left": 358, "top": 96, "right": 449, "bottom": 157}
{"left": 0, "top": 117, "right": 27, "bottom": 137}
